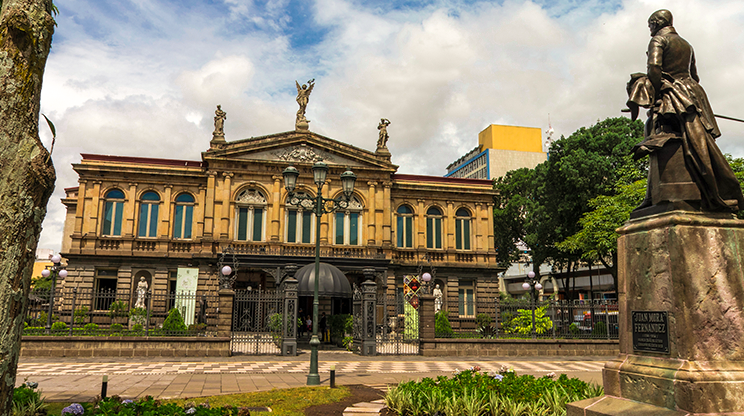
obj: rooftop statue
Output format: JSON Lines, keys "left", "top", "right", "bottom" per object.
{"left": 377, "top": 118, "right": 390, "bottom": 149}
{"left": 295, "top": 79, "right": 315, "bottom": 129}
{"left": 213, "top": 105, "right": 226, "bottom": 136}
{"left": 627, "top": 9, "right": 744, "bottom": 214}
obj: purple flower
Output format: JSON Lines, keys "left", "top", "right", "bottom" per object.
{"left": 185, "top": 408, "right": 196, "bottom": 414}
{"left": 492, "top": 374, "right": 504, "bottom": 381}
{"left": 122, "top": 400, "right": 134, "bottom": 404}
{"left": 61, "top": 403, "right": 85, "bottom": 416}
{"left": 25, "top": 382, "right": 38, "bottom": 389}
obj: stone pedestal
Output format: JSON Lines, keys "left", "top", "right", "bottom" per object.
{"left": 217, "top": 289, "right": 235, "bottom": 339}
{"left": 568, "top": 211, "right": 744, "bottom": 415}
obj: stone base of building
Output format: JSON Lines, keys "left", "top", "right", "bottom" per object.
{"left": 21, "top": 336, "right": 231, "bottom": 357}
{"left": 419, "top": 338, "right": 618, "bottom": 357}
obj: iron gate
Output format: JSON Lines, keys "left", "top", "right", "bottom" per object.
{"left": 375, "top": 293, "right": 419, "bottom": 355}
{"left": 231, "top": 289, "right": 284, "bottom": 355}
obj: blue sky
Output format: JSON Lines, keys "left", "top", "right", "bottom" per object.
{"left": 38, "top": 0, "right": 744, "bottom": 251}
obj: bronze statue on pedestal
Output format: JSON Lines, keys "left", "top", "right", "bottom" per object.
{"left": 627, "top": 9, "right": 744, "bottom": 215}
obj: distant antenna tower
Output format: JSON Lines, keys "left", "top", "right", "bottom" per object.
{"left": 544, "top": 114, "right": 555, "bottom": 152}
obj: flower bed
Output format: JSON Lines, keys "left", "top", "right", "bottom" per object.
{"left": 384, "top": 366, "right": 603, "bottom": 415}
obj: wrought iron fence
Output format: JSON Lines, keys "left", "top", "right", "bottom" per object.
{"left": 436, "top": 298, "right": 619, "bottom": 340}
{"left": 375, "top": 293, "right": 419, "bottom": 355}
{"left": 230, "top": 288, "right": 284, "bottom": 355}
{"left": 23, "top": 287, "right": 218, "bottom": 337}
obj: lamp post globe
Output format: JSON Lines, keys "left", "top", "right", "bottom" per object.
{"left": 41, "top": 269, "right": 51, "bottom": 278}
{"left": 59, "top": 269, "right": 68, "bottom": 279}
{"left": 282, "top": 166, "right": 299, "bottom": 192}
{"left": 221, "top": 265, "right": 232, "bottom": 276}
{"left": 422, "top": 272, "right": 432, "bottom": 282}
{"left": 312, "top": 161, "right": 328, "bottom": 186}
{"left": 340, "top": 169, "right": 357, "bottom": 197}
{"left": 535, "top": 282, "right": 543, "bottom": 291}
{"left": 51, "top": 254, "right": 61, "bottom": 264}
{"left": 527, "top": 271, "right": 535, "bottom": 279}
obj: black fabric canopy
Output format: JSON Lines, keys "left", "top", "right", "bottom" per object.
{"left": 294, "top": 262, "right": 352, "bottom": 298}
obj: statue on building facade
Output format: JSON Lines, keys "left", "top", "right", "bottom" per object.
{"left": 377, "top": 118, "right": 391, "bottom": 149}
{"left": 626, "top": 9, "right": 744, "bottom": 214}
{"left": 432, "top": 284, "right": 443, "bottom": 313}
{"left": 213, "top": 105, "right": 226, "bottom": 137}
{"left": 134, "top": 276, "right": 148, "bottom": 309}
{"left": 295, "top": 79, "right": 315, "bottom": 129}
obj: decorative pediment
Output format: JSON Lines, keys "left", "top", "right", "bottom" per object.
{"left": 203, "top": 131, "right": 398, "bottom": 172}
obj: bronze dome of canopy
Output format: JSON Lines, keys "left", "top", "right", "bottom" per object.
{"left": 294, "top": 262, "right": 352, "bottom": 298}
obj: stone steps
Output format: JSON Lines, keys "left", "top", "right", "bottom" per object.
{"left": 343, "top": 398, "right": 387, "bottom": 416}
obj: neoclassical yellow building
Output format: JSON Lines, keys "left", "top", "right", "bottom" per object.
{"left": 60, "top": 114, "right": 501, "bottom": 319}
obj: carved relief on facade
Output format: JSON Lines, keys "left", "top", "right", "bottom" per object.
{"left": 272, "top": 144, "right": 333, "bottom": 163}
{"left": 236, "top": 188, "right": 267, "bottom": 205}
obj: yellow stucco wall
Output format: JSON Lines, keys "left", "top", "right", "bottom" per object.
{"left": 478, "top": 124, "right": 542, "bottom": 153}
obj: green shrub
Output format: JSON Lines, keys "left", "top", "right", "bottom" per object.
{"left": 132, "top": 324, "right": 144, "bottom": 332}
{"left": 592, "top": 321, "right": 607, "bottom": 337}
{"left": 162, "top": 308, "right": 187, "bottom": 335}
{"left": 51, "top": 321, "right": 68, "bottom": 332}
{"left": 435, "top": 310, "right": 454, "bottom": 337}
{"left": 476, "top": 313, "right": 494, "bottom": 337}
{"left": 342, "top": 336, "right": 354, "bottom": 352}
{"left": 13, "top": 382, "right": 46, "bottom": 416}
{"left": 84, "top": 323, "right": 99, "bottom": 334}
{"left": 569, "top": 322, "right": 581, "bottom": 335}
{"left": 328, "top": 314, "right": 352, "bottom": 339}
{"left": 73, "top": 306, "right": 89, "bottom": 325}
{"left": 508, "top": 306, "right": 554, "bottom": 335}
{"left": 108, "top": 300, "right": 128, "bottom": 319}
{"left": 385, "top": 367, "right": 603, "bottom": 416}
{"left": 110, "top": 323, "right": 123, "bottom": 333}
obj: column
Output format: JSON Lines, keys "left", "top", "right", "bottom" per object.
{"left": 418, "top": 294, "right": 436, "bottom": 356}
{"left": 446, "top": 200, "right": 455, "bottom": 250}
{"left": 486, "top": 202, "right": 495, "bottom": 252}
{"left": 124, "top": 183, "right": 138, "bottom": 237}
{"left": 220, "top": 172, "right": 233, "bottom": 239}
{"left": 367, "top": 181, "right": 377, "bottom": 245}
{"left": 417, "top": 199, "right": 425, "bottom": 249}
{"left": 84, "top": 181, "right": 101, "bottom": 236}
{"left": 361, "top": 268, "right": 377, "bottom": 356}
{"left": 282, "top": 264, "right": 298, "bottom": 356}
{"left": 73, "top": 180, "right": 87, "bottom": 236}
{"left": 195, "top": 185, "right": 207, "bottom": 239}
{"left": 204, "top": 171, "right": 217, "bottom": 238}
{"left": 271, "top": 176, "right": 281, "bottom": 242}
{"left": 382, "top": 182, "right": 392, "bottom": 246}
{"left": 320, "top": 179, "right": 330, "bottom": 244}
{"left": 160, "top": 185, "right": 173, "bottom": 238}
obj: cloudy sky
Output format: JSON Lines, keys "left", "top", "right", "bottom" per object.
{"left": 37, "top": 0, "right": 744, "bottom": 251}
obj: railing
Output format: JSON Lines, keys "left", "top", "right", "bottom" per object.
{"left": 23, "top": 287, "right": 218, "bottom": 337}
{"left": 227, "top": 243, "right": 386, "bottom": 259}
{"left": 436, "top": 298, "right": 619, "bottom": 340}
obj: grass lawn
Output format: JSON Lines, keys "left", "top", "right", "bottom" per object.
{"left": 43, "top": 386, "right": 351, "bottom": 416}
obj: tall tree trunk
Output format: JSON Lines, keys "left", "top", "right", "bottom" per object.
{"left": 0, "top": 0, "right": 56, "bottom": 413}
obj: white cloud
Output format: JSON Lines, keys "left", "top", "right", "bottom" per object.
{"left": 35, "top": 0, "right": 744, "bottom": 252}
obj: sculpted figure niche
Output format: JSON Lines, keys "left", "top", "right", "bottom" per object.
{"left": 627, "top": 9, "right": 744, "bottom": 214}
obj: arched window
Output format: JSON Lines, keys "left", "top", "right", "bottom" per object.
{"left": 426, "top": 206, "right": 443, "bottom": 249}
{"left": 102, "top": 189, "right": 125, "bottom": 236}
{"left": 173, "top": 193, "right": 195, "bottom": 239}
{"left": 335, "top": 196, "right": 363, "bottom": 245}
{"left": 455, "top": 207, "right": 472, "bottom": 250}
{"left": 396, "top": 205, "right": 414, "bottom": 248}
{"left": 286, "top": 192, "right": 314, "bottom": 244}
{"left": 235, "top": 188, "right": 267, "bottom": 242}
{"left": 137, "top": 191, "right": 160, "bottom": 237}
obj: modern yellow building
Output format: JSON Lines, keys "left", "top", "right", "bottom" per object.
{"left": 446, "top": 124, "right": 547, "bottom": 180}
{"left": 59, "top": 113, "right": 501, "bottom": 322}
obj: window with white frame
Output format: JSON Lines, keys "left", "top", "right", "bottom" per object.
{"left": 396, "top": 204, "right": 414, "bottom": 248}
{"left": 426, "top": 206, "right": 443, "bottom": 249}
{"left": 286, "top": 192, "right": 314, "bottom": 244}
{"left": 458, "top": 281, "right": 474, "bottom": 317}
{"left": 173, "top": 193, "right": 195, "bottom": 239}
{"left": 102, "top": 189, "right": 125, "bottom": 236}
{"left": 235, "top": 188, "right": 267, "bottom": 241}
{"left": 138, "top": 191, "right": 160, "bottom": 237}
{"left": 455, "top": 207, "right": 472, "bottom": 250}
{"left": 335, "top": 196, "right": 363, "bottom": 245}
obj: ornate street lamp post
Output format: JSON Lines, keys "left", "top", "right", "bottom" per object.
{"left": 283, "top": 161, "right": 356, "bottom": 386}
{"left": 522, "top": 271, "right": 542, "bottom": 339}
{"left": 43, "top": 254, "right": 68, "bottom": 334}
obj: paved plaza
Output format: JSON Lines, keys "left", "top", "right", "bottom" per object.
{"left": 18, "top": 352, "right": 609, "bottom": 402}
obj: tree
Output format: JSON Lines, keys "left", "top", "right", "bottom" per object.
{"left": 493, "top": 117, "right": 645, "bottom": 298}
{"left": 0, "top": 0, "right": 56, "bottom": 413}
